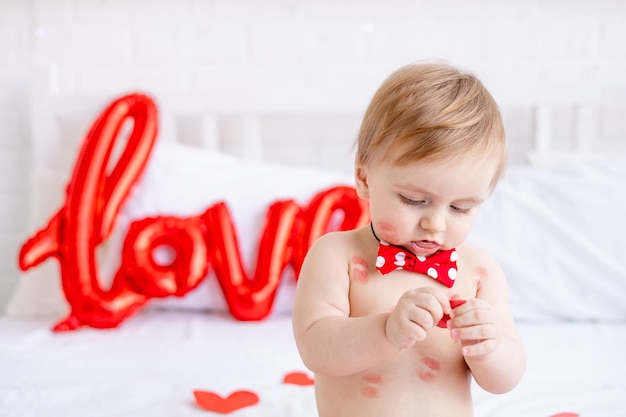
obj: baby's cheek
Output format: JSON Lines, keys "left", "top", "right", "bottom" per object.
{"left": 349, "top": 256, "right": 370, "bottom": 285}
{"left": 374, "top": 221, "right": 398, "bottom": 242}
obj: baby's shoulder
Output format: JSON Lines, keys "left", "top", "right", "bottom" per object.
{"left": 301, "top": 227, "right": 372, "bottom": 272}
{"left": 308, "top": 226, "right": 369, "bottom": 253}
{"left": 458, "top": 242, "right": 497, "bottom": 264}
{"left": 457, "top": 243, "right": 511, "bottom": 301}
{"left": 457, "top": 242, "right": 505, "bottom": 283}
{"left": 298, "top": 227, "right": 371, "bottom": 286}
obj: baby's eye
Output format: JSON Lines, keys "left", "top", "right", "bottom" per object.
{"left": 400, "top": 195, "right": 426, "bottom": 206}
{"left": 450, "top": 205, "right": 472, "bottom": 214}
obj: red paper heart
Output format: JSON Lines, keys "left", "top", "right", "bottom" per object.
{"left": 193, "top": 390, "right": 259, "bottom": 414}
{"left": 283, "top": 371, "right": 315, "bottom": 386}
{"left": 437, "top": 299, "right": 467, "bottom": 328}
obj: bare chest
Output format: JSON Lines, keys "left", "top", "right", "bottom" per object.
{"left": 347, "top": 255, "right": 479, "bottom": 317}
{"left": 315, "top": 331, "right": 472, "bottom": 417}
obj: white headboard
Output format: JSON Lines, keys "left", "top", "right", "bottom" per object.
{"left": 31, "top": 93, "right": 365, "bottom": 179}
{"left": 30, "top": 69, "right": 626, "bottom": 183}
{"left": 526, "top": 103, "right": 626, "bottom": 166}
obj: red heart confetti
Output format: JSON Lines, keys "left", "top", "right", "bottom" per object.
{"left": 437, "top": 298, "right": 467, "bottom": 328}
{"left": 283, "top": 371, "right": 315, "bottom": 386}
{"left": 549, "top": 414, "right": 579, "bottom": 417}
{"left": 193, "top": 389, "right": 260, "bottom": 414}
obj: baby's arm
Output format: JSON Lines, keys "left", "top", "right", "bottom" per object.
{"left": 292, "top": 232, "right": 451, "bottom": 377}
{"left": 447, "top": 249, "right": 526, "bottom": 393}
{"left": 292, "top": 232, "right": 398, "bottom": 377}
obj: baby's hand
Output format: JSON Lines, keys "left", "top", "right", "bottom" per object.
{"left": 447, "top": 296, "right": 501, "bottom": 357}
{"left": 436, "top": 298, "right": 467, "bottom": 328}
{"left": 385, "top": 287, "right": 451, "bottom": 349}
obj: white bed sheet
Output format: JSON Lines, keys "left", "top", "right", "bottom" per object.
{"left": 1, "top": 311, "right": 624, "bottom": 417}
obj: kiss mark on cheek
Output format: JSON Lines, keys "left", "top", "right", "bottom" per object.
{"left": 418, "top": 357, "right": 441, "bottom": 383}
{"left": 361, "top": 373, "right": 383, "bottom": 399}
{"left": 374, "top": 221, "right": 398, "bottom": 242}
{"left": 349, "top": 256, "right": 370, "bottom": 285}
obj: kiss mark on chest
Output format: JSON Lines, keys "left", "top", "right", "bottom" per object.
{"left": 361, "top": 373, "right": 383, "bottom": 399}
{"left": 417, "top": 357, "right": 442, "bottom": 383}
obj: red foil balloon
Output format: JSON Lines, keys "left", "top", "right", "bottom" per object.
{"left": 202, "top": 200, "right": 302, "bottom": 321}
{"left": 123, "top": 216, "right": 208, "bottom": 298}
{"left": 18, "top": 93, "right": 158, "bottom": 331}
{"left": 291, "top": 186, "right": 370, "bottom": 277}
{"left": 18, "top": 92, "right": 372, "bottom": 331}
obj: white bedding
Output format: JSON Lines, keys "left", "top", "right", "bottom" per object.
{"left": 5, "top": 95, "right": 625, "bottom": 417}
{"left": 1, "top": 311, "right": 625, "bottom": 417}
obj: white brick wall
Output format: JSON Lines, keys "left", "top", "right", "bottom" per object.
{"left": 2, "top": 0, "right": 626, "bottom": 311}
{"left": 0, "top": 0, "right": 32, "bottom": 309}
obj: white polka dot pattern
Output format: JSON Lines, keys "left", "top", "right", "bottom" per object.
{"left": 375, "top": 242, "right": 458, "bottom": 288}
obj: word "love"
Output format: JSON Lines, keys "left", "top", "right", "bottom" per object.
{"left": 18, "top": 93, "right": 369, "bottom": 331}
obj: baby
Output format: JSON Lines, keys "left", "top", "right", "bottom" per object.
{"left": 292, "top": 62, "right": 526, "bottom": 417}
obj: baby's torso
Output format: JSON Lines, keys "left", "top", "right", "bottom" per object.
{"left": 315, "top": 232, "right": 485, "bottom": 417}
{"left": 315, "top": 346, "right": 473, "bottom": 417}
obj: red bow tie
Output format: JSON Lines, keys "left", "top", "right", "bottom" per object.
{"left": 375, "top": 241, "right": 458, "bottom": 288}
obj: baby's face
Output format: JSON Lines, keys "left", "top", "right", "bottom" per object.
{"left": 357, "top": 154, "right": 497, "bottom": 256}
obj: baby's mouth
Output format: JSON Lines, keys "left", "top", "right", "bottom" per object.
{"left": 411, "top": 240, "right": 441, "bottom": 255}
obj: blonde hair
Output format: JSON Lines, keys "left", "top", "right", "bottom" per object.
{"left": 355, "top": 62, "right": 507, "bottom": 190}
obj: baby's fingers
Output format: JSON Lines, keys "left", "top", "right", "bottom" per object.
{"left": 458, "top": 338, "right": 499, "bottom": 357}
{"left": 449, "top": 299, "right": 496, "bottom": 327}
{"left": 412, "top": 287, "right": 452, "bottom": 315}
{"left": 451, "top": 323, "right": 499, "bottom": 343}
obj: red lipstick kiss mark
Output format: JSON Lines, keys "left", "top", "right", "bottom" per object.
{"left": 418, "top": 357, "right": 441, "bottom": 383}
{"left": 350, "top": 256, "right": 370, "bottom": 284}
{"left": 193, "top": 390, "right": 259, "bottom": 414}
{"left": 361, "top": 372, "right": 383, "bottom": 398}
{"left": 376, "top": 221, "right": 396, "bottom": 232}
{"left": 473, "top": 266, "right": 488, "bottom": 291}
{"left": 361, "top": 386, "right": 380, "bottom": 398}
{"left": 363, "top": 373, "right": 383, "bottom": 384}
{"left": 374, "top": 221, "right": 397, "bottom": 241}
{"left": 473, "top": 266, "right": 488, "bottom": 278}
{"left": 283, "top": 371, "right": 314, "bottom": 386}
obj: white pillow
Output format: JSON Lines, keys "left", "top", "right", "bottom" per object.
{"left": 469, "top": 157, "right": 626, "bottom": 321}
{"left": 7, "top": 140, "right": 356, "bottom": 318}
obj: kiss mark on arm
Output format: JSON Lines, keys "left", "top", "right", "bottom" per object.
{"left": 349, "top": 256, "right": 370, "bottom": 285}
{"left": 473, "top": 266, "right": 488, "bottom": 293}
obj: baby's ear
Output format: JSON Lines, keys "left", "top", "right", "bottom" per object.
{"left": 354, "top": 165, "right": 370, "bottom": 199}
